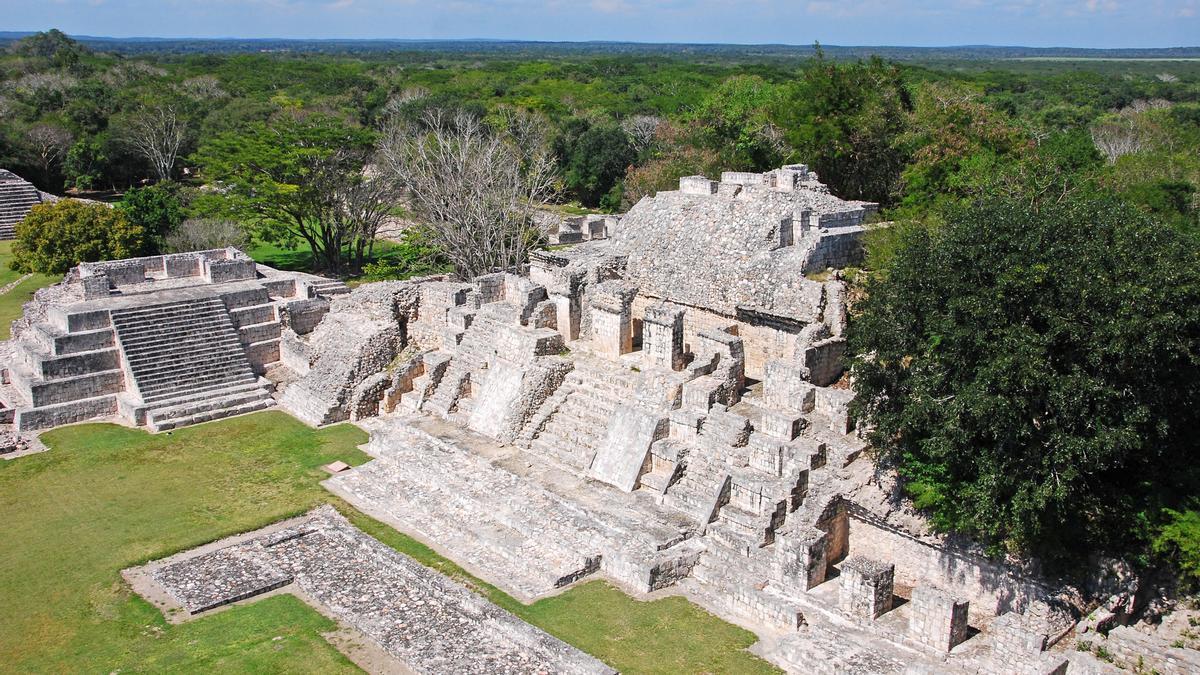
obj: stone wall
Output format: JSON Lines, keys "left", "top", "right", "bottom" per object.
{"left": 847, "top": 509, "right": 1051, "bottom": 620}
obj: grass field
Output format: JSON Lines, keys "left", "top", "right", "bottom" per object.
{"left": 0, "top": 241, "right": 58, "bottom": 340}
{"left": 0, "top": 411, "right": 777, "bottom": 674}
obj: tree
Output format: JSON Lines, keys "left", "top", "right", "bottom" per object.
{"left": 620, "top": 121, "right": 723, "bottom": 209}
{"left": 123, "top": 104, "right": 187, "bottom": 182}
{"left": 12, "top": 200, "right": 146, "bottom": 274}
{"left": 850, "top": 198, "right": 1200, "bottom": 572}
{"left": 119, "top": 182, "right": 185, "bottom": 254}
{"left": 621, "top": 114, "right": 662, "bottom": 155}
{"left": 556, "top": 119, "right": 636, "bottom": 208}
{"left": 164, "top": 218, "right": 248, "bottom": 253}
{"left": 770, "top": 53, "right": 912, "bottom": 205}
{"left": 691, "top": 75, "right": 788, "bottom": 171}
{"left": 24, "top": 123, "right": 73, "bottom": 189}
{"left": 378, "top": 109, "right": 557, "bottom": 279}
{"left": 193, "top": 112, "right": 376, "bottom": 274}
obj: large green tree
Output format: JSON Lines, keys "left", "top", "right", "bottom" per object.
{"left": 193, "top": 113, "right": 375, "bottom": 273}
{"left": 850, "top": 198, "right": 1200, "bottom": 572}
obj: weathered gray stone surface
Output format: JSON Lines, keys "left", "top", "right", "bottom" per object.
{"left": 147, "top": 506, "right": 614, "bottom": 674}
{"left": 327, "top": 415, "right": 699, "bottom": 601}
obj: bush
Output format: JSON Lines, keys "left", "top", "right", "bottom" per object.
{"left": 12, "top": 200, "right": 146, "bottom": 274}
{"left": 119, "top": 182, "right": 185, "bottom": 253}
{"left": 164, "top": 218, "right": 248, "bottom": 253}
{"left": 850, "top": 197, "right": 1200, "bottom": 572}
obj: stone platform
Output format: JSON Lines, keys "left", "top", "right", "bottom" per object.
{"left": 326, "top": 414, "right": 703, "bottom": 602}
{"left": 134, "top": 505, "right": 614, "bottom": 675}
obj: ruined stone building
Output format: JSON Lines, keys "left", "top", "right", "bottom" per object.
{"left": 5, "top": 165, "right": 1145, "bottom": 673}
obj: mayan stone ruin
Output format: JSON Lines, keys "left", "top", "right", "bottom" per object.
{"left": 3, "top": 165, "right": 1142, "bottom": 673}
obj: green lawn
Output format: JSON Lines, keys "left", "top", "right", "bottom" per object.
{"left": 0, "top": 411, "right": 777, "bottom": 674}
{"left": 0, "top": 241, "right": 58, "bottom": 340}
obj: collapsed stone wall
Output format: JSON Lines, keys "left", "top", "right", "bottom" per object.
{"left": 279, "top": 281, "right": 420, "bottom": 426}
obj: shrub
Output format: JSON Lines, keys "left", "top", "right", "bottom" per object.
{"left": 12, "top": 200, "right": 146, "bottom": 274}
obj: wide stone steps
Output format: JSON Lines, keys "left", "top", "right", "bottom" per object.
{"left": 528, "top": 358, "right": 638, "bottom": 465}
{"left": 110, "top": 296, "right": 270, "bottom": 430}
{"left": 140, "top": 376, "right": 262, "bottom": 405}
{"left": 146, "top": 382, "right": 275, "bottom": 432}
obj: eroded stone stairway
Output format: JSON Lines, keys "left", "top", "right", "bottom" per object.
{"left": 111, "top": 297, "right": 274, "bottom": 431}
{"left": 0, "top": 174, "right": 42, "bottom": 239}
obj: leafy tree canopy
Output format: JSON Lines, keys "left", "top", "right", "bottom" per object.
{"left": 119, "top": 182, "right": 185, "bottom": 253}
{"left": 12, "top": 200, "right": 146, "bottom": 274}
{"left": 850, "top": 198, "right": 1200, "bottom": 573}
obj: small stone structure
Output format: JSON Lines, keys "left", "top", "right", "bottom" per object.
{"left": 909, "top": 586, "right": 970, "bottom": 652}
{"left": 136, "top": 505, "right": 614, "bottom": 674}
{"left": 838, "top": 555, "right": 895, "bottom": 620}
{"left": 0, "top": 248, "right": 348, "bottom": 432}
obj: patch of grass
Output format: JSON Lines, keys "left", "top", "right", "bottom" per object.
{"left": 0, "top": 241, "right": 58, "bottom": 340}
{"left": 0, "top": 412, "right": 368, "bottom": 673}
{"left": 0, "top": 410, "right": 778, "bottom": 674}
{"left": 246, "top": 238, "right": 447, "bottom": 281}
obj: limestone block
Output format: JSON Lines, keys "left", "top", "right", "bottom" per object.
{"left": 669, "top": 409, "right": 704, "bottom": 439}
{"left": 700, "top": 409, "right": 752, "bottom": 449}
{"left": 759, "top": 409, "right": 805, "bottom": 441}
{"left": 764, "top": 360, "right": 816, "bottom": 411}
{"left": 642, "top": 302, "right": 685, "bottom": 371}
{"left": 447, "top": 305, "right": 476, "bottom": 331}
{"left": 839, "top": 556, "right": 894, "bottom": 620}
{"left": 530, "top": 300, "right": 557, "bottom": 330}
{"left": 590, "top": 405, "right": 668, "bottom": 492}
{"left": 682, "top": 376, "right": 723, "bottom": 412}
{"left": 81, "top": 274, "right": 111, "bottom": 299}
{"left": 468, "top": 360, "right": 527, "bottom": 439}
{"left": 775, "top": 526, "right": 828, "bottom": 592}
{"left": 815, "top": 387, "right": 856, "bottom": 434}
{"left": 283, "top": 298, "right": 329, "bottom": 335}
{"left": 991, "top": 612, "right": 1048, "bottom": 659}
{"left": 695, "top": 329, "right": 745, "bottom": 405}
{"left": 205, "top": 258, "right": 257, "bottom": 283}
{"left": 590, "top": 281, "right": 637, "bottom": 357}
{"left": 909, "top": 586, "right": 970, "bottom": 652}
{"left": 679, "top": 175, "right": 717, "bottom": 195}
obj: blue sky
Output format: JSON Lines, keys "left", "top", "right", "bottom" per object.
{"left": 4, "top": 0, "right": 1198, "bottom": 47}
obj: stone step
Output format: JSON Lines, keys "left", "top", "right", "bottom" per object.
{"left": 136, "top": 372, "right": 258, "bottom": 401}
{"left": 127, "top": 350, "right": 252, "bottom": 380}
{"left": 141, "top": 376, "right": 263, "bottom": 405}
{"left": 132, "top": 356, "right": 254, "bottom": 385}
{"left": 122, "top": 331, "right": 242, "bottom": 355}
{"left": 111, "top": 298, "right": 225, "bottom": 319}
{"left": 111, "top": 311, "right": 230, "bottom": 333}
{"left": 150, "top": 397, "right": 275, "bottom": 432}
{"left": 147, "top": 385, "right": 274, "bottom": 425}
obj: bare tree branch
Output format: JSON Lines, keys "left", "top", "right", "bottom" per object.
{"left": 377, "top": 109, "right": 558, "bottom": 279}
{"left": 123, "top": 104, "right": 187, "bottom": 182}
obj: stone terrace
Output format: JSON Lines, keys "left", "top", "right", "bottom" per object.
{"left": 327, "top": 415, "right": 702, "bottom": 602}
{"left": 145, "top": 505, "right": 614, "bottom": 675}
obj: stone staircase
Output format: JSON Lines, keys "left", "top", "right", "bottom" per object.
{"left": 520, "top": 356, "right": 637, "bottom": 470}
{"left": 110, "top": 297, "right": 274, "bottom": 431}
{"left": 0, "top": 177, "right": 42, "bottom": 239}
{"left": 305, "top": 277, "right": 351, "bottom": 298}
